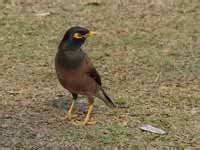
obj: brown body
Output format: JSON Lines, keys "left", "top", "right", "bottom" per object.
{"left": 55, "top": 54, "right": 100, "bottom": 98}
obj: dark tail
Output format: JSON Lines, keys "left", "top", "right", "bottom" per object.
{"left": 96, "top": 88, "right": 115, "bottom": 108}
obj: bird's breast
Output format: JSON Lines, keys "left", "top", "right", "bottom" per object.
{"left": 55, "top": 50, "right": 85, "bottom": 69}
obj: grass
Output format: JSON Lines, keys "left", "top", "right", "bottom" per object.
{"left": 0, "top": 0, "right": 200, "bottom": 149}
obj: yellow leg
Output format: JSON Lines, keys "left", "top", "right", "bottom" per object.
{"left": 72, "top": 103, "right": 96, "bottom": 125}
{"left": 83, "top": 104, "right": 96, "bottom": 125}
{"left": 68, "top": 100, "right": 75, "bottom": 114}
{"left": 64, "top": 100, "right": 77, "bottom": 119}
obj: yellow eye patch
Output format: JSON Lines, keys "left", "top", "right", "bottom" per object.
{"left": 73, "top": 33, "right": 83, "bottom": 39}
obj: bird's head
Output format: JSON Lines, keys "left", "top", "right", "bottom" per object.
{"left": 59, "top": 26, "right": 96, "bottom": 51}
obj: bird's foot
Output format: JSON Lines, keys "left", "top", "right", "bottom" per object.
{"left": 62, "top": 113, "right": 78, "bottom": 120}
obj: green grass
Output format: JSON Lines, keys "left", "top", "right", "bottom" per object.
{"left": 0, "top": 0, "right": 200, "bottom": 149}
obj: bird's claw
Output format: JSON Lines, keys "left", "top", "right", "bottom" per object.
{"left": 62, "top": 113, "right": 78, "bottom": 120}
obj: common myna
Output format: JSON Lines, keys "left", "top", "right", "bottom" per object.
{"left": 55, "top": 26, "right": 115, "bottom": 125}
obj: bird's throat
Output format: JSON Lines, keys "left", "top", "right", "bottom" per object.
{"left": 56, "top": 48, "right": 85, "bottom": 69}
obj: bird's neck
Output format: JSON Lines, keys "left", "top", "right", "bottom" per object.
{"left": 59, "top": 41, "right": 82, "bottom": 52}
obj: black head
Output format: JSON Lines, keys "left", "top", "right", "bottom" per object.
{"left": 59, "top": 26, "right": 96, "bottom": 51}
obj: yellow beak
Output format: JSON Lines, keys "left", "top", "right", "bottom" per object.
{"left": 87, "top": 31, "right": 97, "bottom": 36}
{"left": 83, "top": 31, "right": 97, "bottom": 37}
{"left": 73, "top": 31, "right": 97, "bottom": 39}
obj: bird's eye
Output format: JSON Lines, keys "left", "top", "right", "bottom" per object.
{"left": 73, "top": 33, "right": 82, "bottom": 39}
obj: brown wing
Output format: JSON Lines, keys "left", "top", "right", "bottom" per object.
{"left": 84, "top": 55, "right": 102, "bottom": 86}
{"left": 83, "top": 55, "right": 115, "bottom": 108}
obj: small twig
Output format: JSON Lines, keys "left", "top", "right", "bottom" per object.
{"left": 154, "top": 71, "right": 162, "bottom": 82}
{"left": 35, "top": 12, "right": 50, "bottom": 17}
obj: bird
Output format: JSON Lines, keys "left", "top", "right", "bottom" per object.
{"left": 55, "top": 26, "right": 115, "bottom": 125}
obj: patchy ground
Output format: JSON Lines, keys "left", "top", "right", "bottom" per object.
{"left": 0, "top": 0, "right": 200, "bottom": 149}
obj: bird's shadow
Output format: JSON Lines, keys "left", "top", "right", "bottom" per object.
{"left": 49, "top": 95, "right": 105, "bottom": 113}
